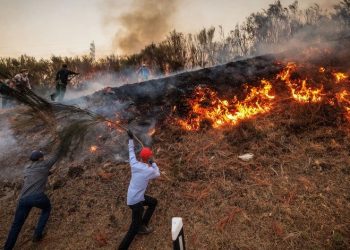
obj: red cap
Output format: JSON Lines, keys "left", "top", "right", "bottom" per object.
{"left": 139, "top": 147, "right": 153, "bottom": 161}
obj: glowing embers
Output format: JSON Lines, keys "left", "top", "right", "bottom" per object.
{"left": 178, "top": 80, "right": 275, "bottom": 131}
{"left": 336, "top": 90, "right": 350, "bottom": 120}
{"left": 333, "top": 72, "right": 348, "bottom": 83}
{"left": 278, "top": 62, "right": 324, "bottom": 103}
{"left": 90, "top": 145, "right": 98, "bottom": 153}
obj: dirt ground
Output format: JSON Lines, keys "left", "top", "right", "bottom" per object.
{"left": 0, "top": 98, "right": 349, "bottom": 250}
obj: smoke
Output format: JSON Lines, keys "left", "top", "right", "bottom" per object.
{"left": 0, "top": 120, "right": 17, "bottom": 156}
{"left": 103, "top": 0, "right": 179, "bottom": 55}
{"left": 0, "top": 117, "right": 22, "bottom": 180}
{"left": 254, "top": 18, "right": 350, "bottom": 65}
{"left": 63, "top": 71, "right": 132, "bottom": 101}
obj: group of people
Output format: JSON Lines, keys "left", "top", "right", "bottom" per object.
{"left": 0, "top": 64, "right": 79, "bottom": 108}
{"left": 4, "top": 130, "right": 160, "bottom": 250}
{"left": 0, "top": 63, "right": 154, "bottom": 109}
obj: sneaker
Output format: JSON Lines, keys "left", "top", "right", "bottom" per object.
{"left": 137, "top": 225, "right": 153, "bottom": 235}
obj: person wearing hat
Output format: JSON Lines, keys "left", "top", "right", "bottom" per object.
{"left": 50, "top": 64, "right": 79, "bottom": 102}
{"left": 118, "top": 130, "right": 160, "bottom": 250}
{"left": 13, "top": 69, "right": 31, "bottom": 90}
{"left": 4, "top": 150, "right": 60, "bottom": 250}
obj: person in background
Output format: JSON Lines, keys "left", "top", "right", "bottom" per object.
{"left": 137, "top": 63, "right": 150, "bottom": 81}
{"left": 50, "top": 64, "right": 79, "bottom": 102}
{"left": 4, "top": 148, "right": 62, "bottom": 250}
{"left": 13, "top": 69, "right": 31, "bottom": 90}
{"left": 1, "top": 79, "right": 15, "bottom": 108}
{"left": 118, "top": 130, "right": 160, "bottom": 250}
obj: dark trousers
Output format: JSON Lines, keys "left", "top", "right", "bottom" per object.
{"left": 118, "top": 195, "right": 157, "bottom": 250}
{"left": 52, "top": 83, "right": 67, "bottom": 101}
{"left": 4, "top": 193, "right": 51, "bottom": 250}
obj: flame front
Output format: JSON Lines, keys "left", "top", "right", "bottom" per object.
{"left": 177, "top": 80, "right": 275, "bottom": 131}
{"left": 278, "top": 62, "right": 324, "bottom": 103}
{"left": 336, "top": 90, "right": 350, "bottom": 120}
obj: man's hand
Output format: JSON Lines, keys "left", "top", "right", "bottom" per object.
{"left": 127, "top": 129, "right": 134, "bottom": 139}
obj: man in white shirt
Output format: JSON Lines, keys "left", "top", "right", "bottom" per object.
{"left": 13, "top": 69, "right": 31, "bottom": 90}
{"left": 118, "top": 130, "right": 160, "bottom": 250}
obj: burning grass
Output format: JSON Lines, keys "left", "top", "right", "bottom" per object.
{"left": 152, "top": 96, "right": 350, "bottom": 248}
{"left": 173, "top": 61, "right": 350, "bottom": 132}
{"left": 176, "top": 80, "right": 275, "bottom": 131}
{"left": 0, "top": 54, "right": 349, "bottom": 249}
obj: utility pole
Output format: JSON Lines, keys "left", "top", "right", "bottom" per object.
{"left": 90, "top": 41, "right": 96, "bottom": 61}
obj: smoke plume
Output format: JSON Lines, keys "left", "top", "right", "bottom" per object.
{"left": 105, "top": 0, "right": 179, "bottom": 55}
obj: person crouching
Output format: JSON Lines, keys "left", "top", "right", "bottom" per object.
{"left": 118, "top": 130, "right": 160, "bottom": 250}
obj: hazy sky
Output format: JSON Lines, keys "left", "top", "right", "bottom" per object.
{"left": 0, "top": 0, "right": 339, "bottom": 58}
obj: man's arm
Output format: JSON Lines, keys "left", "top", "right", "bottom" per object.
{"left": 37, "top": 151, "right": 60, "bottom": 170}
{"left": 128, "top": 139, "right": 138, "bottom": 167}
{"left": 13, "top": 74, "right": 20, "bottom": 83}
{"left": 26, "top": 78, "right": 31, "bottom": 89}
{"left": 146, "top": 162, "right": 160, "bottom": 179}
{"left": 68, "top": 70, "right": 79, "bottom": 75}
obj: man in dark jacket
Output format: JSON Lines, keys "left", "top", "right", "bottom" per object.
{"left": 50, "top": 64, "right": 79, "bottom": 102}
{"left": 4, "top": 150, "right": 60, "bottom": 250}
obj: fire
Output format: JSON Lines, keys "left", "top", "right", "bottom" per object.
{"left": 333, "top": 72, "right": 348, "bottom": 83}
{"left": 90, "top": 145, "right": 98, "bottom": 153}
{"left": 336, "top": 90, "right": 350, "bottom": 120}
{"left": 105, "top": 119, "right": 124, "bottom": 132}
{"left": 177, "top": 80, "right": 275, "bottom": 131}
{"left": 173, "top": 60, "right": 350, "bottom": 131}
{"left": 278, "top": 62, "right": 324, "bottom": 103}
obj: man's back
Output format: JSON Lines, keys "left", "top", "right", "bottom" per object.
{"left": 56, "top": 68, "right": 75, "bottom": 85}
{"left": 127, "top": 140, "right": 160, "bottom": 205}
{"left": 19, "top": 156, "right": 58, "bottom": 198}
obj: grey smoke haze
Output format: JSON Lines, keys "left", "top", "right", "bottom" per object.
{"left": 0, "top": 118, "right": 21, "bottom": 180}
{"left": 0, "top": 120, "right": 17, "bottom": 157}
{"left": 104, "top": 0, "right": 179, "bottom": 55}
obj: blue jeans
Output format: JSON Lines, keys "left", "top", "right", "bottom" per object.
{"left": 4, "top": 192, "right": 51, "bottom": 250}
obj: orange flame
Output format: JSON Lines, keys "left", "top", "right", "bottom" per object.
{"left": 90, "top": 145, "right": 98, "bottom": 153}
{"left": 333, "top": 72, "right": 348, "bottom": 83}
{"left": 278, "top": 62, "right": 324, "bottom": 103}
{"left": 336, "top": 90, "right": 350, "bottom": 120}
{"left": 177, "top": 80, "right": 275, "bottom": 130}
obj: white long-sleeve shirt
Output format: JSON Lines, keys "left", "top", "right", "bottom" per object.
{"left": 127, "top": 139, "right": 160, "bottom": 205}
